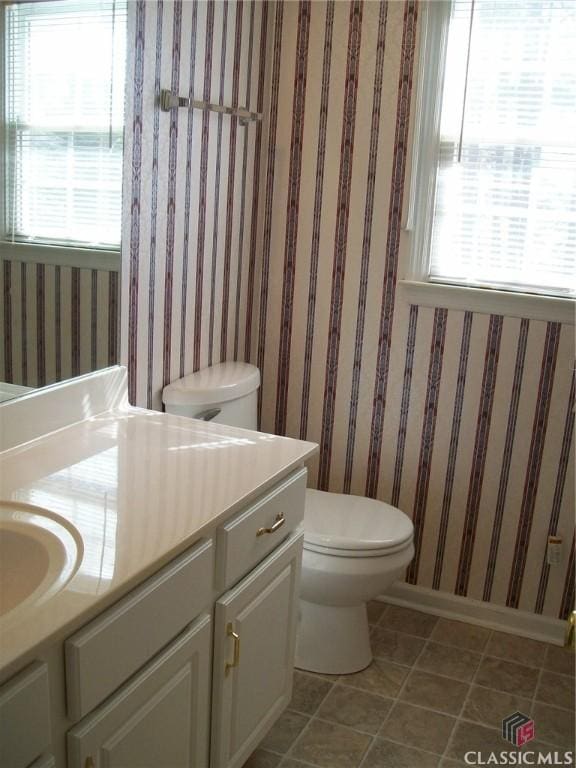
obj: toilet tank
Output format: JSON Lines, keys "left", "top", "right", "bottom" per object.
{"left": 162, "top": 363, "right": 260, "bottom": 430}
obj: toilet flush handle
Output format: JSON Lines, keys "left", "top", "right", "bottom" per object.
{"left": 194, "top": 407, "right": 221, "bottom": 421}
{"left": 256, "top": 512, "right": 285, "bottom": 537}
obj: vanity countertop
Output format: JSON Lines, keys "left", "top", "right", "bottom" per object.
{"left": 0, "top": 367, "right": 317, "bottom": 677}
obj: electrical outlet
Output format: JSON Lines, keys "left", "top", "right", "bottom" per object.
{"left": 547, "top": 536, "right": 562, "bottom": 566}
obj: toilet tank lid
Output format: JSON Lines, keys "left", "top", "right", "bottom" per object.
{"left": 162, "top": 363, "right": 261, "bottom": 406}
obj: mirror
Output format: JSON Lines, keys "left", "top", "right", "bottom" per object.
{"left": 0, "top": 0, "right": 126, "bottom": 403}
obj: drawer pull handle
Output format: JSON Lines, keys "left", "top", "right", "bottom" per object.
{"left": 225, "top": 622, "right": 240, "bottom": 676}
{"left": 256, "top": 513, "right": 285, "bottom": 537}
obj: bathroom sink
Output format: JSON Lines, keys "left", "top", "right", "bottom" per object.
{"left": 0, "top": 501, "right": 83, "bottom": 621}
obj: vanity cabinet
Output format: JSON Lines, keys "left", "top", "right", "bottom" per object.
{"left": 67, "top": 615, "right": 211, "bottom": 768}
{"left": 211, "top": 533, "right": 302, "bottom": 768}
{"left": 57, "top": 466, "right": 306, "bottom": 768}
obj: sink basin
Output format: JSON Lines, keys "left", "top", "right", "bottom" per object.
{"left": 0, "top": 501, "right": 83, "bottom": 621}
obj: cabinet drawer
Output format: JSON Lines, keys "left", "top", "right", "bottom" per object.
{"left": 0, "top": 661, "right": 51, "bottom": 768}
{"left": 66, "top": 537, "right": 213, "bottom": 721}
{"left": 216, "top": 468, "right": 306, "bottom": 590}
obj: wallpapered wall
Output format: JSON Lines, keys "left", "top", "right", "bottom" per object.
{"left": 252, "top": 0, "right": 574, "bottom": 619}
{"left": 121, "top": 0, "right": 269, "bottom": 409}
{"left": 121, "top": 0, "right": 574, "bottom": 619}
{"left": 0, "top": 259, "right": 118, "bottom": 388}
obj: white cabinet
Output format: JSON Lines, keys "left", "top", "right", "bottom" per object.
{"left": 67, "top": 614, "right": 212, "bottom": 768}
{"left": 211, "top": 533, "right": 303, "bottom": 768}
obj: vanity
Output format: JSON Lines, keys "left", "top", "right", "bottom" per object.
{"left": 0, "top": 367, "right": 317, "bottom": 768}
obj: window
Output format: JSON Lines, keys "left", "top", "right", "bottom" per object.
{"left": 405, "top": 0, "right": 576, "bottom": 321}
{"left": 2, "top": 0, "right": 126, "bottom": 255}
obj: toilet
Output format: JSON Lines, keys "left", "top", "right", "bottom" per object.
{"left": 163, "top": 362, "right": 415, "bottom": 675}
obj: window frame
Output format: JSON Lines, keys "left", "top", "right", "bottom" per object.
{"left": 0, "top": 1, "right": 121, "bottom": 273}
{"left": 400, "top": 0, "right": 575, "bottom": 325}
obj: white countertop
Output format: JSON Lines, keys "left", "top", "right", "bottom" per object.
{"left": 0, "top": 368, "right": 317, "bottom": 676}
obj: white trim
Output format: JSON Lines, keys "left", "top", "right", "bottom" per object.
{"left": 0, "top": 241, "right": 120, "bottom": 272}
{"left": 378, "top": 582, "right": 566, "bottom": 646}
{"left": 398, "top": 280, "right": 575, "bottom": 325}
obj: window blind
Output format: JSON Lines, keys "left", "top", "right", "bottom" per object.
{"left": 430, "top": 0, "right": 576, "bottom": 298}
{"left": 4, "top": 0, "right": 126, "bottom": 250}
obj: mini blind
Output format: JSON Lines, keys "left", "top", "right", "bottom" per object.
{"left": 430, "top": 0, "right": 576, "bottom": 297}
{"left": 4, "top": 0, "right": 127, "bottom": 250}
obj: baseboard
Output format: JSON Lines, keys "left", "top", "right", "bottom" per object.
{"left": 378, "top": 582, "right": 566, "bottom": 646}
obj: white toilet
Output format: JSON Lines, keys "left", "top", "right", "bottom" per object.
{"left": 163, "top": 362, "right": 415, "bottom": 675}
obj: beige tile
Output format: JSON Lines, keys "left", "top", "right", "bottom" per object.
{"left": 371, "top": 628, "right": 425, "bottom": 666}
{"left": 279, "top": 761, "right": 314, "bottom": 768}
{"left": 400, "top": 670, "right": 469, "bottom": 715}
{"left": 380, "top": 702, "right": 456, "bottom": 755}
{"left": 291, "top": 719, "right": 371, "bottom": 768}
{"left": 430, "top": 619, "right": 490, "bottom": 652}
{"left": 447, "top": 722, "right": 507, "bottom": 762}
{"left": 243, "top": 749, "right": 283, "bottom": 768}
{"left": 536, "top": 670, "right": 575, "bottom": 711}
{"left": 290, "top": 672, "right": 333, "bottom": 715}
{"left": 383, "top": 605, "right": 438, "bottom": 638}
{"left": 362, "top": 738, "right": 439, "bottom": 768}
{"left": 485, "top": 631, "right": 547, "bottom": 668}
{"left": 367, "top": 601, "right": 387, "bottom": 625}
{"left": 462, "top": 685, "right": 533, "bottom": 729}
{"left": 260, "top": 711, "right": 309, "bottom": 754}
{"left": 543, "top": 644, "right": 576, "bottom": 677}
{"left": 341, "top": 659, "right": 408, "bottom": 698}
{"left": 476, "top": 657, "right": 539, "bottom": 697}
{"left": 416, "top": 642, "right": 481, "bottom": 682}
{"left": 317, "top": 684, "right": 392, "bottom": 735}
{"left": 532, "top": 702, "right": 576, "bottom": 749}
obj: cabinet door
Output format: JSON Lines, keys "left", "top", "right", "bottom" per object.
{"left": 211, "top": 532, "right": 303, "bottom": 768}
{"left": 68, "top": 614, "right": 211, "bottom": 768}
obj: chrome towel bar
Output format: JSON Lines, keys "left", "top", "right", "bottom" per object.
{"left": 160, "top": 89, "right": 262, "bottom": 125}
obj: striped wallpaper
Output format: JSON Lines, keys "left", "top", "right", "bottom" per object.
{"left": 0, "top": 259, "right": 119, "bottom": 389}
{"left": 120, "top": 1, "right": 574, "bottom": 620}
{"left": 121, "top": 0, "right": 268, "bottom": 409}
{"left": 252, "top": 0, "right": 575, "bottom": 620}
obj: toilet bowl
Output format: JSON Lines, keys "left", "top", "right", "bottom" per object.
{"left": 297, "top": 489, "right": 414, "bottom": 674}
{"left": 163, "top": 363, "right": 415, "bottom": 674}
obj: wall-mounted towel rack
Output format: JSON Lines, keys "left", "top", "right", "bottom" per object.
{"left": 160, "top": 89, "right": 262, "bottom": 126}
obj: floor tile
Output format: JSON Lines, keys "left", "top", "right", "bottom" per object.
{"left": 243, "top": 749, "right": 283, "bottom": 768}
{"left": 485, "top": 631, "right": 547, "bottom": 668}
{"left": 317, "top": 684, "right": 392, "bottom": 735}
{"left": 279, "top": 760, "right": 314, "bottom": 768}
{"left": 290, "top": 672, "right": 333, "bottom": 715}
{"left": 532, "top": 702, "right": 576, "bottom": 749}
{"left": 382, "top": 605, "right": 438, "bottom": 638}
{"left": 536, "top": 669, "right": 575, "bottom": 711}
{"left": 462, "top": 685, "right": 533, "bottom": 729}
{"left": 367, "top": 601, "right": 387, "bottom": 625}
{"left": 380, "top": 702, "right": 456, "bottom": 755}
{"left": 475, "top": 657, "right": 539, "bottom": 697}
{"left": 371, "top": 628, "right": 425, "bottom": 666}
{"left": 543, "top": 644, "right": 575, "bottom": 677}
{"left": 400, "top": 670, "right": 469, "bottom": 715}
{"left": 290, "top": 719, "right": 371, "bottom": 768}
{"left": 446, "top": 722, "right": 508, "bottom": 761}
{"left": 416, "top": 642, "right": 481, "bottom": 682}
{"left": 362, "top": 738, "right": 440, "bottom": 768}
{"left": 430, "top": 619, "right": 490, "bottom": 653}
{"left": 341, "top": 659, "right": 408, "bottom": 698}
{"left": 260, "top": 711, "right": 310, "bottom": 754}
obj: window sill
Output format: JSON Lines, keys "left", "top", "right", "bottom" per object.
{"left": 398, "top": 280, "right": 575, "bottom": 325}
{"left": 0, "top": 241, "right": 120, "bottom": 272}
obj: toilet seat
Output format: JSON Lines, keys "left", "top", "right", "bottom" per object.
{"left": 303, "top": 489, "right": 414, "bottom": 558}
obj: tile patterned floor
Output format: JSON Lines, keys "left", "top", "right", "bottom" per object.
{"left": 243, "top": 603, "right": 576, "bottom": 768}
